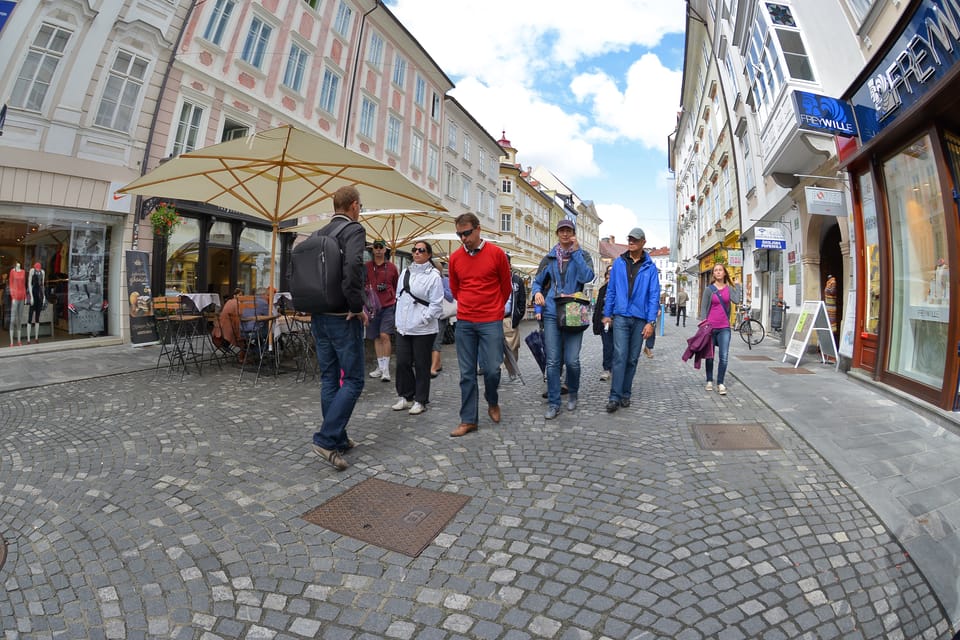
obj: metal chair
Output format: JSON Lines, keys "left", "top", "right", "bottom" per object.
{"left": 236, "top": 295, "right": 278, "bottom": 384}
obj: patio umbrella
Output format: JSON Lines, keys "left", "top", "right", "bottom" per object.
{"left": 117, "top": 125, "right": 444, "bottom": 291}
{"left": 286, "top": 209, "right": 457, "bottom": 251}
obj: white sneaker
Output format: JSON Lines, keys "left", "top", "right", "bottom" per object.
{"left": 380, "top": 370, "right": 391, "bottom": 382}
{"left": 600, "top": 371, "right": 611, "bottom": 381}
{"left": 392, "top": 397, "right": 411, "bottom": 411}
{"left": 705, "top": 381, "right": 713, "bottom": 392}
{"left": 717, "top": 384, "right": 727, "bottom": 395}
{"left": 409, "top": 401, "right": 426, "bottom": 415}
{"left": 369, "top": 368, "right": 382, "bottom": 378}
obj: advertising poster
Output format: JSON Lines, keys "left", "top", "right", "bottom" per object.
{"left": 67, "top": 224, "right": 105, "bottom": 334}
{"left": 125, "top": 250, "right": 159, "bottom": 345}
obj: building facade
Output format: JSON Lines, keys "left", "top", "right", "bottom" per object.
{"left": 144, "top": 0, "right": 453, "bottom": 297}
{"left": 0, "top": 0, "right": 192, "bottom": 347}
{"left": 441, "top": 96, "right": 501, "bottom": 230}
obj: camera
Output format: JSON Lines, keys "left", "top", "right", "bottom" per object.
{"left": 377, "top": 283, "right": 387, "bottom": 292}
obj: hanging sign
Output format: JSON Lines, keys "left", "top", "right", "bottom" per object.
{"left": 783, "top": 300, "right": 839, "bottom": 369}
{"left": 755, "top": 226, "right": 787, "bottom": 250}
{"left": 805, "top": 186, "right": 848, "bottom": 216}
{"left": 726, "top": 249, "right": 743, "bottom": 267}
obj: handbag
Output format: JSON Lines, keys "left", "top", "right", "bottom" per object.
{"left": 555, "top": 291, "right": 591, "bottom": 332}
{"left": 363, "top": 284, "right": 382, "bottom": 318}
{"left": 440, "top": 298, "right": 457, "bottom": 320}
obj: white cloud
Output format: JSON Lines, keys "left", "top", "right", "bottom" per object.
{"left": 571, "top": 53, "right": 682, "bottom": 150}
{"left": 387, "top": 0, "right": 685, "bottom": 87}
{"left": 451, "top": 78, "right": 599, "bottom": 181}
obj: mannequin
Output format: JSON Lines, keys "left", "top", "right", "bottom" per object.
{"left": 27, "top": 262, "right": 45, "bottom": 343}
{"left": 8, "top": 263, "right": 27, "bottom": 346}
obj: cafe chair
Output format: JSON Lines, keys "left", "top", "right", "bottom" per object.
{"left": 153, "top": 296, "right": 203, "bottom": 380}
{"left": 236, "top": 294, "right": 278, "bottom": 384}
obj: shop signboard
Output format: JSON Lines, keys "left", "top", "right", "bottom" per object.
{"left": 0, "top": 2, "right": 15, "bottom": 34}
{"left": 125, "top": 251, "right": 159, "bottom": 345}
{"left": 793, "top": 90, "right": 856, "bottom": 137}
{"left": 755, "top": 226, "right": 787, "bottom": 250}
{"left": 783, "top": 300, "right": 839, "bottom": 369}
{"left": 850, "top": 0, "right": 960, "bottom": 142}
{"left": 727, "top": 249, "right": 743, "bottom": 267}
{"left": 805, "top": 186, "right": 848, "bottom": 216}
{"left": 838, "top": 290, "right": 857, "bottom": 358}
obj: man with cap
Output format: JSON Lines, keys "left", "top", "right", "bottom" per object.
{"left": 531, "top": 218, "right": 595, "bottom": 420}
{"left": 601, "top": 227, "right": 660, "bottom": 413}
{"left": 365, "top": 239, "right": 399, "bottom": 381}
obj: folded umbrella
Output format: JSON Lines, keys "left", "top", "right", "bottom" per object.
{"left": 524, "top": 328, "right": 546, "bottom": 376}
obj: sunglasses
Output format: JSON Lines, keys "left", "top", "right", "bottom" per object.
{"left": 456, "top": 227, "right": 476, "bottom": 239}
{"left": 412, "top": 247, "right": 429, "bottom": 254}
{"left": 373, "top": 243, "right": 385, "bottom": 249}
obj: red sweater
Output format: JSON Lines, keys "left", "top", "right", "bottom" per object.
{"left": 8, "top": 268, "right": 27, "bottom": 302}
{"left": 449, "top": 242, "right": 512, "bottom": 323}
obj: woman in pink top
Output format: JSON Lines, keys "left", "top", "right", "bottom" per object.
{"left": 698, "top": 264, "right": 742, "bottom": 396}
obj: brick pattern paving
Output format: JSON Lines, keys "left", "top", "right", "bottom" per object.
{"left": 0, "top": 329, "right": 950, "bottom": 638}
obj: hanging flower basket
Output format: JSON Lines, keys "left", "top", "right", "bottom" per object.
{"left": 149, "top": 202, "right": 182, "bottom": 237}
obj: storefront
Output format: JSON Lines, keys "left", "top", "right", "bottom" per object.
{"left": 0, "top": 203, "right": 123, "bottom": 346}
{"left": 840, "top": 0, "right": 960, "bottom": 410}
{"left": 149, "top": 199, "right": 284, "bottom": 301}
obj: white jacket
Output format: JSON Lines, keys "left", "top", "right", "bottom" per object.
{"left": 394, "top": 262, "right": 444, "bottom": 336}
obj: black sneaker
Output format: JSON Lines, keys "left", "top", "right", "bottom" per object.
{"left": 605, "top": 401, "right": 619, "bottom": 413}
{"left": 620, "top": 399, "right": 631, "bottom": 408}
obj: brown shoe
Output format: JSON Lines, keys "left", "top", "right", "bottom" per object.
{"left": 488, "top": 404, "right": 501, "bottom": 423}
{"left": 449, "top": 423, "right": 478, "bottom": 437}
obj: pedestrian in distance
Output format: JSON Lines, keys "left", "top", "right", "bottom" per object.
{"left": 502, "top": 254, "right": 527, "bottom": 381}
{"left": 699, "top": 263, "right": 742, "bottom": 396}
{"left": 531, "top": 218, "right": 595, "bottom": 420}
{"left": 448, "top": 212, "right": 513, "bottom": 437}
{"left": 366, "top": 238, "right": 399, "bottom": 382}
{"left": 310, "top": 185, "right": 368, "bottom": 471}
{"left": 602, "top": 227, "right": 660, "bottom": 413}
{"left": 391, "top": 240, "right": 443, "bottom": 416}
{"left": 675, "top": 288, "right": 689, "bottom": 327}
{"left": 592, "top": 265, "right": 614, "bottom": 381}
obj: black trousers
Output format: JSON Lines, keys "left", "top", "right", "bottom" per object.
{"left": 676, "top": 305, "right": 686, "bottom": 325}
{"left": 395, "top": 332, "right": 436, "bottom": 404}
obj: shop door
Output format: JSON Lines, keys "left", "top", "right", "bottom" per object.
{"left": 939, "top": 131, "right": 960, "bottom": 410}
{"left": 854, "top": 171, "right": 881, "bottom": 373}
{"left": 207, "top": 247, "right": 233, "bottom": 299}
{"left": 879, "top": 132, "right": 955, "bottom": 408}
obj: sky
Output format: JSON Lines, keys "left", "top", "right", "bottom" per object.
{"left": 385, "top": 0, "right": 688, "bottom": 249}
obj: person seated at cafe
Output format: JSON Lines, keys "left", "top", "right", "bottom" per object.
{"left": 214, "top": 288, "right": 243, "bottom": 349}
{"left": 240, "top": 287, "right": 272, "bottom": 341}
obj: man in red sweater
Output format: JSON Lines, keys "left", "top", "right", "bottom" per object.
{"left": 448, "top": 213, "right": 513, "bottom": 437}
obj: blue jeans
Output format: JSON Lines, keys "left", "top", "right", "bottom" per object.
{"left": 601, "top": 327, "right": 614, "bottom": 372}
{"left": 543, "top": 318, "right": 584, "bottom": 408}
{"left": 455, "top": 319, "right": 503, "bottom": 424}
{"left": 610, "top": 315, "right": 647, "bottom": 403}
{"left": 311, "top": 314, "right": 365, "bottom": 451}
{"left": 704, "top": 327, "right": 731, "bottom": 385}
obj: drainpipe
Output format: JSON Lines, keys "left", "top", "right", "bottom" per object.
{"left": 342, "top": 1, "right": 381, "bottom": 147}
{"left": 133, "top": 0, "right": 198, "bottom": 250}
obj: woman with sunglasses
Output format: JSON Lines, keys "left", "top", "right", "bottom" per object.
{"left": 391, "top": 241, "right": 444, "bottom": 415}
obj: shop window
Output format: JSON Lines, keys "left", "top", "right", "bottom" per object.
{"left": 881, "top": 134, "right": 950, "bottom": 388}
{"left": 858, "top": 172, "right": 880, "bottom": 335}
{"left": 239, "top": 226, "right": 275, "bottom": 292}
{"left": 165, "top": 217, "right": 202, "bottom": 293}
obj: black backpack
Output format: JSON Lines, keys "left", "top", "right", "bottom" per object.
{"left": 289, "top": 219, "right": 357, "bottom": 313}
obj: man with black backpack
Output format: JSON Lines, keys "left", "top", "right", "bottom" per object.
{"left": 300, "top": 185, "right": 368, "bottom": 471}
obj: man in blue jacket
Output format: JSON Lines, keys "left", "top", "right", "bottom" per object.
{"left": 601, "top": 227, "right": 660, "bottom": 413}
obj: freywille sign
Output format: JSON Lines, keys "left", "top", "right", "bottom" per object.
{"left": 793, "top": 91, "right": 856, "bottom": 137}
{"left": 851, "top": 0, "right": 960, "bottom": 141}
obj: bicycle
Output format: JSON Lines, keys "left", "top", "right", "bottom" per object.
{"left": 735, "top": 304, "right": 765, "bottom": 348}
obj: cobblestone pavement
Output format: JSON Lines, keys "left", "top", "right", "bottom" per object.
{"left": 0, "top": 328, "right": 952, "bottom": 639}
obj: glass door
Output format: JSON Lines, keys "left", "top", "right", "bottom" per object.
{"left": 880, "top": 134, "right": 950, "bottom": 389}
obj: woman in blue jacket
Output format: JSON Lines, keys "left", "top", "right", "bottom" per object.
{"left": 532, "top": 219, "right": 595, "bottom": 419}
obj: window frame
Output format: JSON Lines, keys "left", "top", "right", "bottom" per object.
{"left": 318, "top": 68, "right": 341, "bottom": 114}
{"left": 240, "top": 15, "right": 272, "bottom": 70}
{"left": 94, "top": 48, "right": 150, "bottom": 132}
{"left": 10, "top": 22, "right": 72, "bottom": 112}
{"left": 359, "top": 96, "right": 377, "bottom": 139}
{"left": 367, "top": 32, "right": 384, "bottom": 70}
{"left": 334, "top": 1, "right": 353, "bottom": 37}
{"left": 392, "top": 54, "right": 407, "bottom": 88}
{"left": 386, "top": 114, "right": 401, "bottom": 155}
{"left": 171, "top": 99, "right": 206, "bottom": 157}
{"left": 202, "top": 0, "right": 235, "bottom": 46}
{"left": 282, "top": 42, "right": 309, "bottom": 93}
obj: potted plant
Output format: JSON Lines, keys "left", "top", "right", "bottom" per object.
{"left": 149, "top": 202, "right": 182, "bottom": 237}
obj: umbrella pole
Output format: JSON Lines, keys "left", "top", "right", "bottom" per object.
{"left": 267, "top": 223, "right": 279, "bottom": 350}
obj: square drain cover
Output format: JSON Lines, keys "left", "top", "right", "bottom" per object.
{"left": 302, "top": 478, "right": 470, "bottom": 557}
{"left": 770, "top": 367, "right": 814, "bottom": 374}
{"left": 737, "top": 355, "right": 773, "bottom": 361}
{"left": 692, "top": 423, "right": 781, "bottom": 450}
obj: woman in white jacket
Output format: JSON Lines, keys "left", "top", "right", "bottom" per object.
{"left": 391, "top": 241, "right": 444, "bottom": 415}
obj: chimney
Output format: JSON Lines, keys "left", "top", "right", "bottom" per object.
{"left": 609, "top": 235, "right": 615, "bottom": 243}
